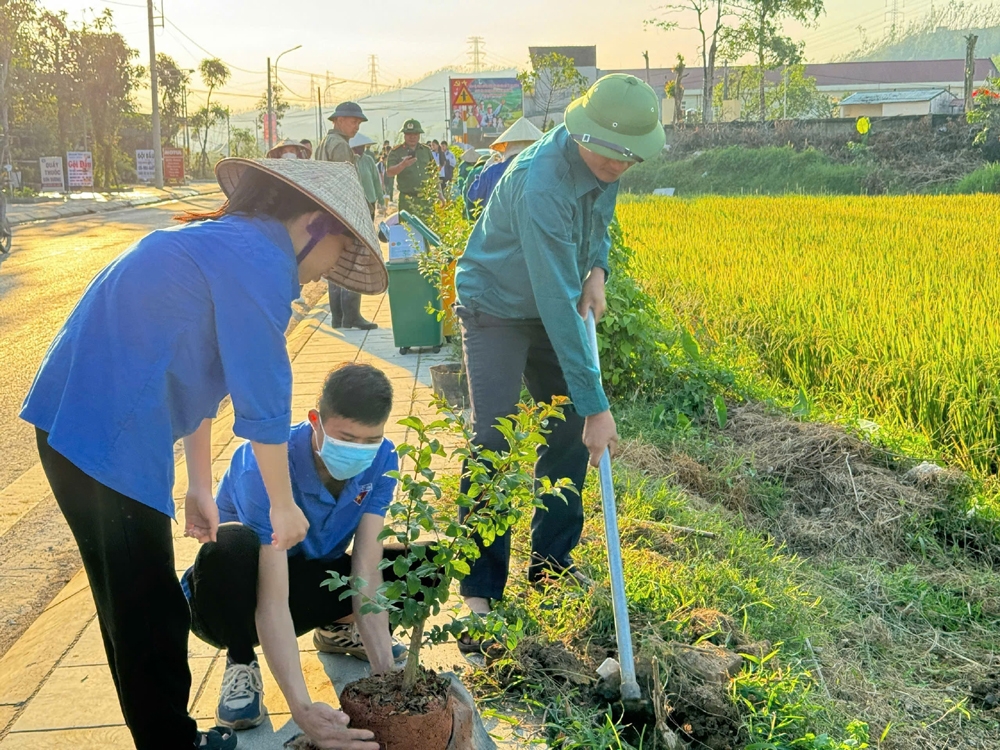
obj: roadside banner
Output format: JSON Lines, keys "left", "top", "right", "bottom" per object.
{"left": 39, "top": 156, "right": 65, "bottom": 191}
{"left": 135, "top": 149, "right": 156, "bottom": 182}
{"left": 449, "top": 78, "right": 523, "bottom": 148}
{"left": 163, "top": 148, "right": 185, "bottom": 184}
{"left": 66, "top": 151, "right": 94, "bottom": 188}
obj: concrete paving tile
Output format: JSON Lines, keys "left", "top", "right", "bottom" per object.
{"left": 0, "top": 569, "right": 95, "bottom": 705}
{"left": 0, "top": 726, "right": 134, "bottom": 749}
{"left": 12, "top": 657, "right": 213, "bottom": 731}
{"left": 63, "top": 618, "right": 218, "bottom": 668}
{"left": 0, "top": 706, "right": 17, "bottom": 734}
{"left": 192, "top": 650, "right": 339, "bottom": 721}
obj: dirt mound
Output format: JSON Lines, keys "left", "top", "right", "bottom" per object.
{"left": 509, "top": 638, "right": 593, "bottom": 687}
{"left": 627, "top": 403, "right": 974, "bottom": 561}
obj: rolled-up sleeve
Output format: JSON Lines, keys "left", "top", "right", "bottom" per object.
{"left": 518, "top": 190, "right": 609, "bottom": 417}
{"left": 212, "top": 275, "right": 293, "bottom": 444}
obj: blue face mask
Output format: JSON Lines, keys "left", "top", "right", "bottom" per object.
{"left": 314, "top": 424, "right": 381, "bottom": 481}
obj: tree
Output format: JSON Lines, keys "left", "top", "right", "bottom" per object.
{"left": 0, "top": 0, "right": 38, "bottom": 167}
{"left": 254, "top": 82, "right": 289, "bottom": 133}
{"left": 648, "top": 0, "right": 730, "bottom": 123}
{"left": 72, "top": 10, "right": 142, "bottom": 189}
{"left": 196, "top": 57, "right": 229, "bottom": 175}
{"left": 157, "top": 54, "right": 188, "bottom": 147}
{"left": 189, "top": 102, "right": 228, "bottom": 170}
{"left": 665, "top": 54, "right": 688, "bottom": 124}
{"left": 518, "top": 52, "right": 589, "bottom": 131}
{"left": 229, "top": 127, "right": 259, "bottom": 158}
{"left": 721, "top": 0, "right": 824, "bottom": 121}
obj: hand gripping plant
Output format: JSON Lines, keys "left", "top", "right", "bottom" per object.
{"left": 325, "top": 399, "right": 571, "bottom": 746}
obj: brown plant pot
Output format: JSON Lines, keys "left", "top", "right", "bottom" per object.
{"left": 429, "top": 363, "right": 469, "bottom": 410}
{"left": 339, "top": 669, "right": 453, "bottom": 750}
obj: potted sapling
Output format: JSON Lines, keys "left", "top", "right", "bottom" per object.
{"left": 325, "top": 399, "right": 570, "bottom": 750}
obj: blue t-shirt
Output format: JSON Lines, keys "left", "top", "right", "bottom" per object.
{"left": 216, "top": 421, "right": 397, "bottom": 560}
{"left": 20, "top": 214, "right": 300, "bottom": 518}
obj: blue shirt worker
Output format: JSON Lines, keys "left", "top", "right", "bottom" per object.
{"left": 465, "top": 117, "right": 543, "bottom": 217}
{"left": 20, "top": 159, "right": 387, "bottom": 750}
{"left": 184, "top": 364, "right": 413, "bottom": 748}
{"left": 453, "top": 75, "right": 666, "bottom": 647}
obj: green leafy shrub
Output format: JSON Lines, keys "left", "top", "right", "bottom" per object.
{"left": 954, "top": 163, "right": 1000, "bottom": 193}
{"left": 324, "top": 400, "right": 571, "bottom": 690}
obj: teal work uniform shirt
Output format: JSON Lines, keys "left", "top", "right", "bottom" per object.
{"left": 455, "top": 124, "right": 615, "bottom": 417}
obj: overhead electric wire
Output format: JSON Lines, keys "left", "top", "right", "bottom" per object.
{"left": 163, "top": 17, "right": 264, "bottom": 74}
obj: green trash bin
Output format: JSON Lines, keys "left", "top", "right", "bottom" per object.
{"left": 386, "top": 260, "right": 444, "bottom": 355}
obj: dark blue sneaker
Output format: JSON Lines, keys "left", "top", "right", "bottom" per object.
{"left": 215, "top": 657, "right": 266, "bottom": 730}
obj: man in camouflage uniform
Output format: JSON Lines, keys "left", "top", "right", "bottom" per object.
{"left": 385, "top": 119, "right": 436, "bottom": 219}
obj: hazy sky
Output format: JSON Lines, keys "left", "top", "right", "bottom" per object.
{"left": 38, "top": 0, "right": 951, "bottom": 112}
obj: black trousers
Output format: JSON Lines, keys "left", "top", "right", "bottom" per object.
{"left": 36, "top": 430, "right": 198, "bottom": 750}
{"left": 456, "top": 307, "right": 589, "bottom": 601}
{"left": 187, "top": 524, "right": 425, "bottom": 662}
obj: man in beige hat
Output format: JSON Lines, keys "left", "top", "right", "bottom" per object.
{"left": 267, "top": 139, "right": 311, "bottom": 160}
{"left": 315, "top": 101, "right": 378, "bottom": 331}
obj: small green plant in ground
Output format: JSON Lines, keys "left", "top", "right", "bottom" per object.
{"left": 324, "top": 399, "right": 571, "bottom": 690}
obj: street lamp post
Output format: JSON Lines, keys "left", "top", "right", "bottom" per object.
{"left": 267, "top": 45, "right": 301, "bottom": 151}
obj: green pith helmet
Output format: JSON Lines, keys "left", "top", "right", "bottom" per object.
{"left": 400, "top": 119, "right": 424, "bottom": 135}
{"left": 564, "top": 74, "right": 665, "bottom": 162}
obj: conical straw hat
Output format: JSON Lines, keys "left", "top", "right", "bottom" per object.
{"left": 490, "top": 117, "right": 544, "bottom": 153}
{"left": 215, "top": 158, "right": 387, "bottom": 294}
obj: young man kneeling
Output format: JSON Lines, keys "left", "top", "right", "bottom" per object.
{"left": 183, "top": 363, "right": 404, "bottom": 747}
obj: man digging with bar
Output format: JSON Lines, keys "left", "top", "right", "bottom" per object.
{"left": 453, "top": 74, "right": 666, "bottom": 647}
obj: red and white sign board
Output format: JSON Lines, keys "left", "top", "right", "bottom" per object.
{"left": 163, "top": 148, "right": 185, "bottom": 183}
{"left": 67, "top": 151, "right": 93, "bottom": 188}
{"left": 39, "top": 157, "right": 65, "bottom": 191}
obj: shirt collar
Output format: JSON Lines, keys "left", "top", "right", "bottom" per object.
{"left": 289, "top": 422, "right": 327, "bottom": 499}
{"left": 556, "top": 125, "right": 603, "bottom": 199}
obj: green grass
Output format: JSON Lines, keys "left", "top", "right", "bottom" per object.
{"left": 619, "top": 146, "right": 871, "bottom": 196}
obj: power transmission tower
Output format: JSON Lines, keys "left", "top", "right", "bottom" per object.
{"left": 368, "top": 55, "right": 379, "bottom": 96}
{"left": 468, "top": 36, "right": 485, "bottom": 73}
{"left": 885, "top": 0, "right": 904, "bottom": 39}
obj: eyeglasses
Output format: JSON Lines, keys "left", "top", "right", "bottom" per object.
{"left": 570, "top": 134, "right": 644, "bottom": 163}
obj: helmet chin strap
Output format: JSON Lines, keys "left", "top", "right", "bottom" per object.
{"left": 296, "top": 213, "right": 347, "bottom": 265}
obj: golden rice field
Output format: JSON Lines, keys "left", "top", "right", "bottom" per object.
{"left": 617, "top": 194, "right": 1000, "bottom": 474}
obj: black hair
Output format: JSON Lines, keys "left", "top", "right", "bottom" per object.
{"left": 176, "top": 167, "right": 323, "bottom": 223}
{"left": 318, "top": 363, "right": 393, "bottom": 425}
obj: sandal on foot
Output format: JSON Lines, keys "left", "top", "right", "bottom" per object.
{"left": 196, "top": 726, "right": 237, "bottom": 750}
{"left": 457, "top": 631, "right": 498, "bottom": 655}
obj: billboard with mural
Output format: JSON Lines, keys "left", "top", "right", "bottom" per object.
{"left": 449, "top": 78, "right": 523, "bottom": 148}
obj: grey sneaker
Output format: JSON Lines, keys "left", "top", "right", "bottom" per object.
{"left": 313, "top": 624, "right": 407, "bottom": 662}
{"left": 216, "top": 657, "right": 266, "bottom": 730}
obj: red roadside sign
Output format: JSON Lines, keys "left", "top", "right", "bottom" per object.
{"left": 163, "top": 148, "right": 185, "bottom": 184}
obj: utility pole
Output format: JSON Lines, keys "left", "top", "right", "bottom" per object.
{"left": 266, "top": 57, "right": 273, "bottom": 151}
{"left": 146, "top": 0, "right": 164, "bottom": 187}
{"left": 468, "top": 36, "right": 485, "bottom": 73}
{"left": 642, "top": 51, "right": 650, "bottom": 84}
{"left": 885, "top": 0, "right": 904, "bottom": 40}
{"left": 369, "top": 55, "right": 379, "bottom": 96}
{"left": 317, "top": 86, "right": 323, "bottom": 144}
{"left": 964, "top": 33, "right": 978, "bottom": 112}
{"left": 783, "top": 66, "right": 788, "bottom": 119}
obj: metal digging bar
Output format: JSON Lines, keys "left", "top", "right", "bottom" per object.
{"left": 585, "top": 311, "right": 641, "bottom": 703}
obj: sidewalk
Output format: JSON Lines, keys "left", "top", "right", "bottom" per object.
{"left": 6, "top": 182, "right": 222, "bottom": 226}
{"left": 0, "top": 292, "right": 539, "bottom": 749}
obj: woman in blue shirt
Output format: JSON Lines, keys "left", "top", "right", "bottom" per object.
{"left": 20, "top": 158, "right": 386, "bottom": 750}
